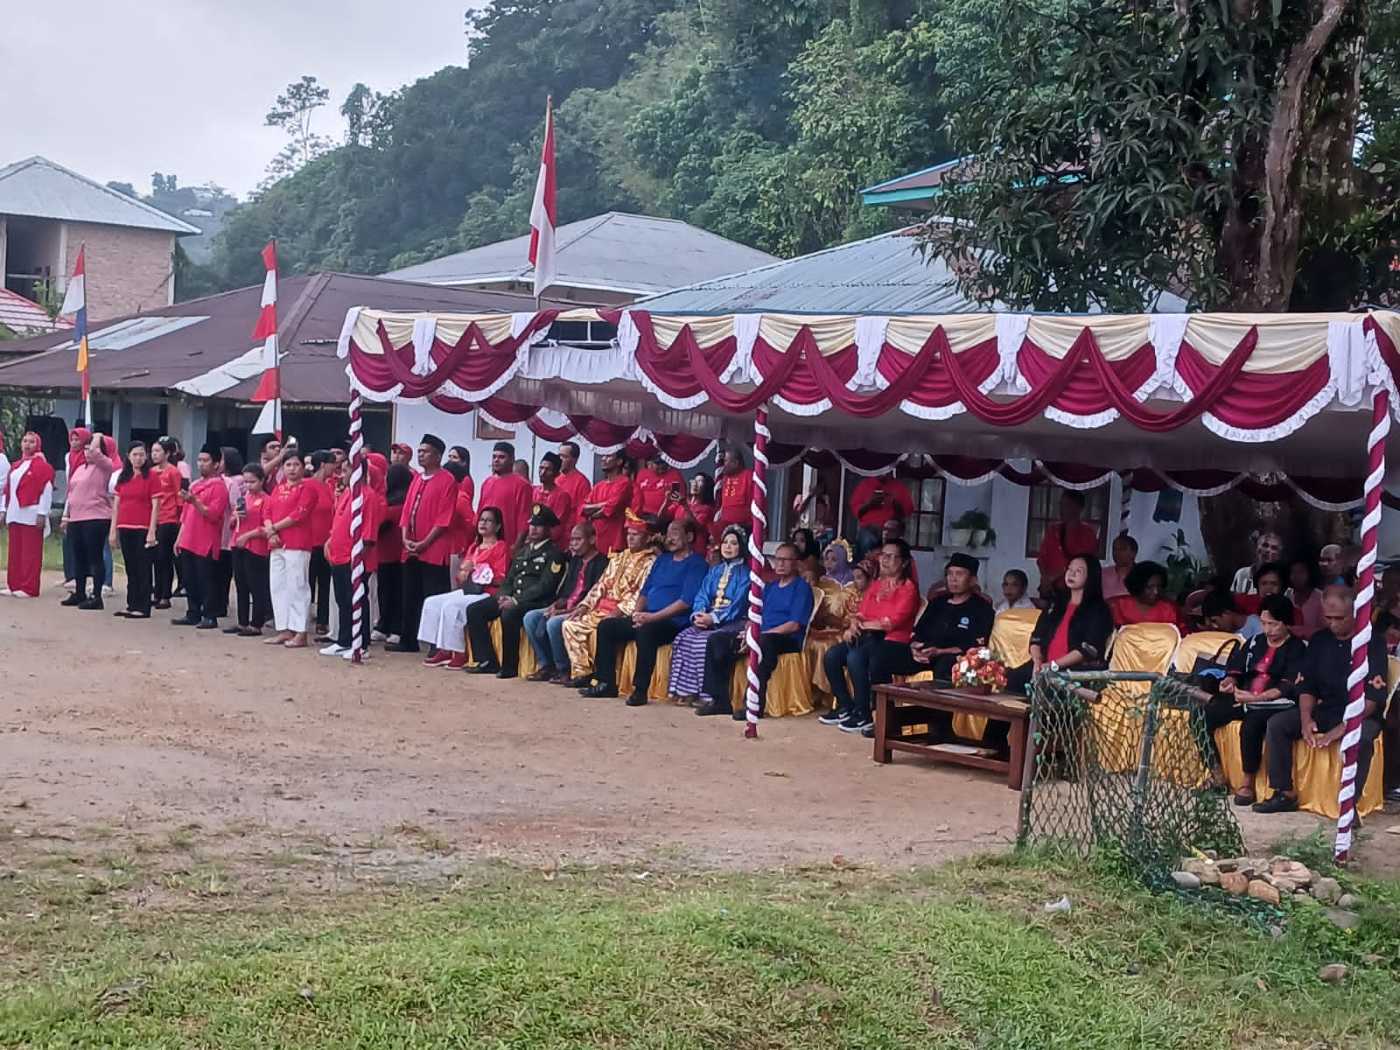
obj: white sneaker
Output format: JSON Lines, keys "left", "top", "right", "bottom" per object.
{"left": 386, "top": 634, "right": 401, "bottom": 645}
{"left": 0, "top": 588, "right": 11, "bottom": 597}
{"left": 371, "top": 629, "right": 388, "bottom": 642}
{"left": 11, "top": 591, "right": 31, "bottom": 599}
{"left": 319, "top": 643, "right": 349, "bottom": 657}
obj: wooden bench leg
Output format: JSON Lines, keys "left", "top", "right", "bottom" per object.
{"left": 873, "top": 690, "right": 893, "bottom": 764}
{"left": 1008, "top": 717, "right": 1029, "bottom": 791}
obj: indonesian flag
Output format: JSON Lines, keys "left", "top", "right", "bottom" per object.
{"left": 528, "top": 96, "right": 557, "bottom": 299}
{"left": 59, "top": 246, "right": 90, "bottom": 406}
{"left": 250, "top": 241, "right": 281, "bottom": 438}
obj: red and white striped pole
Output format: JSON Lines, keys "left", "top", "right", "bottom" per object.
{"left": 1336, "top": 387, "right": 1389, "bottom": 862}
{"left": 1118, "top": 469, "right": 1132, "bottom": 538}
{"left": 347, "top": 388, "right": 367, "bottom": 665}
{"left": 743, "top": 406, "right": 771, "bottom": 739}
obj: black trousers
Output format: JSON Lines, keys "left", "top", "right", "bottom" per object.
{"left": 870, "top": 645, "right": 957, "bottom": 734}
{"left": 179, "top": 549, "right": 217, "bottom": 622}
{"left": 465, "top": 596, "right": 541, "bottom": 672}
{"left": 375, "top": 561, "right": 403, "bottom": 636}
{"left": 823, "top": 635, "right": 904, "bottom": 723}
{"left": 1202, "top": 696, "right": 1286, "bottom": 775}
{"left": 331, "top": 563, "right": 372, "bottom": 649}
{"left": 69, "top": 519, "right": 108, "bottom": 602}
{"left": 234, "top": 548, "right": 272, "bottom": 628}
{"left": 1266, "top": 707, "right": 1381, "bottom": 794}
{"left": 704, "top": 631, "right": 802, "bottom": 713}
{"left": 208, "top": 549, "right": 233, "bottom": 619}
{"left": 309, "top": 548, "right": 332, "bottom": 630}
{"left": 399, "top": 559, "right": 451, "bottom": 652}
{"left": 153, "top": 522, "right": 180, "bottom": 602}
{"left": 593, "top": 616, "right": 683, "bottom": 692}
{"left": 117, "top": 527, "right": 152, "bottom": 615}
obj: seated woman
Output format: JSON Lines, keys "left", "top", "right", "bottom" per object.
{"left": 667, "top": 525, "right": 751, "bottom": 705}
{"left": 1109, "top": 560, "right": 1182, "bottom": 628}
{"left": 1202, "top": 593, "right": 1306, "bottom": 805}
{"left": 808, "top": 540, "right": 856, "bottom": 635}
{"left": 985, "top": 554, "right": 1113, "bottom": 754}
{"left": 818, "top": 539, "right": 920, "bottom": 734}
{"left": 418, "top": 507, "right": 510, "bottom": 669}
{"left": 790, "top": 526, "right": 822, "bottom": 567}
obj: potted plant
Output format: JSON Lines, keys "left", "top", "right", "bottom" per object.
{"left": 950, "top": 509, "right": 996, "bottom": 548}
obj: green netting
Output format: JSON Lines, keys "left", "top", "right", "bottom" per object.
{"left": 1016, "top": 670, "right": 1245, "bottom": 891}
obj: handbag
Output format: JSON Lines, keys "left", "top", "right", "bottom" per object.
{"left": 1175, "top": 638, "right": 1241, "bottom": 696}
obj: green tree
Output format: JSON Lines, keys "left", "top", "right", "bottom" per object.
{"left": 263, "top": 75, "right": 333, "bottom": 186}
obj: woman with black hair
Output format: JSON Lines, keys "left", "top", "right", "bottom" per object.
{"left": 1205, "top": 593, "right": 1307, "bottom": 806}
{"left": 110, "top": 440, "right": 157, "bottom": 618}
{"left": 208, "top": 445, "right": 245, "bottom": 624}
{"left": 149, "top": 437, "right": 182, "bottom": 608}
{"left": 818, "top": 538, "right": 920, "bottom": 734}
{"left": 1108, "top": 560, "right": 1182, "bottom": 628}
{"left": 789, "top": 526, "right": 821, "bottom": 564}
{"left": 1285, "top": 556, "right": 1323, "bottom": 637}
{"left": 684, "top": 472, "right": 716, "bottom": 555}
{"left": 986, "top": 553, "right": 1114, "bottom": 754}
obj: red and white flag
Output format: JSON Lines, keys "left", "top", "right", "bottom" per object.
{"left": 528, "top": 96, "right": 557, "bottom": 300}
{"left": 250, "top": 241, "right": 281, "bottom": 438}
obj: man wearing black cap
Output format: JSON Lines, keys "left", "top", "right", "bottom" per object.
{"left": 388, "top": 434, "right": 457, "bottom": 652}
{"left": 464, "top": 504, "right": 567, "bottom": 677}
{"left": 479, "top": 440, "right": 533, "bottom": 544}
{"left": 852, "top": 553, "right": 994, "bottom": 738}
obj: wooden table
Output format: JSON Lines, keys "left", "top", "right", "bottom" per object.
{"left": 872, "top": 682, "right": 1031, "bottom": 790}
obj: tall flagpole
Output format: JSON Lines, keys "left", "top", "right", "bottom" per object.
{"left": 529, "top": 95, "right": 557, "bottom": 310}
{"left": 60, "top": 245, "right": 90, "bottom": 425}
{"left": 251, "top": 241, "right": 282, "bottom": 440}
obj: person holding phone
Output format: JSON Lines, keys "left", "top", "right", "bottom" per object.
{"left": 632, "top": 449, "right": 684, "bottom": 520}
{"left": 849, "top": 473, "right": 913, "bottom": 559}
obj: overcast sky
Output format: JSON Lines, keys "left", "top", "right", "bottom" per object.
{"left": 2, "top": 0, "right": 477, "bottom": 198}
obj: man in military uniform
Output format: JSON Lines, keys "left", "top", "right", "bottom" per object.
{"left": 464, "top": 505, "right": 567, "bottom": 678}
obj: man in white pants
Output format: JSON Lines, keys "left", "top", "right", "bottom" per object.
{"left": 263, "top": 454, "right": 317, "bottom": 649}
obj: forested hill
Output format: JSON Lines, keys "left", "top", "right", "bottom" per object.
{"left": 190, "top": 0, "right": 949, "bottom": 296}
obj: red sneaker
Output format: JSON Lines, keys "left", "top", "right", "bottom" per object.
{"left": 446, "top": 652, "right": 469, "bottom": 670}
{"left": 423, "top": 651, "right": 451, "bottom": 667}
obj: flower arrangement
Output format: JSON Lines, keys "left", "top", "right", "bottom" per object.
{"left": 951, "top": 646, "right": 1008, "bottom": 693}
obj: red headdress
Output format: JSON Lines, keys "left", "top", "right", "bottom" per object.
{"left": 15, "top": 432, "right": 55, "bottom": 507}
{"left": 67, "top": 426, "right": 92, "bottom": 475}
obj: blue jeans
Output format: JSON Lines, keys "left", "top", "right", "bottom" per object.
{"left": 523, "top": 607, "right": 569, "bottom": 672}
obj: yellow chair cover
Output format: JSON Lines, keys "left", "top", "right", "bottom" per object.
{"left": 1094, "top": 623, "right": 1183, "bottom": 774}
{"left": 618, "top": 642, "right": 674, "bottom": 701}
{"left": 989, "top": 607, "right": 1039, "bottom": 667}
{"left": 1171, "top": 631, "right": 1242, "bottom": 674}
{"left": 1213, "top": 654, "right": 1399, "bottom": 817}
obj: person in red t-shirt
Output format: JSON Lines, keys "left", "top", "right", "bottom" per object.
{"left": 579, "top": 451, "right": 633, "bottom": 554}
{"left": 1036, "top": 490, "right": 1100, "bottom": 598}
{"left": 532, "top": 452, "right": 574, "bottom": 546}
{"left": 109, "top": 440, "right": 158, "bottom": 618}
{"left": 149, "top": 437, "right": 184, "bottom": 609}
{"left": 479, "top": 441, "right": 533, "bottom": 544}
{"left": 849, "top": 473, "right": 914, "bottom": 558}
{"left": 714, "top": 444, "right": 753, "bottom": 534}
{"left": 632, "top": 451, "right": 684, "bottom": 519}
{"left": 305, "top": 450, "right": 338, "bottom": 638}
{"left": 262, "top": 453, "right": 319, "bottom": 648}
{"left": 321, "top": 457, "right": 385, "bottom": 658}
{"left": 173, "top": 446, "right": 231, "bottom": 629}
{"left": 389, "top": 434, "right": 458, "bottom": 653}
{"left": 683, "top": 473, "right": 717, "bottom": 556}
{"left": 231, "top": 462, "right": 273, "bottom": 635}
{"left": 555, "top": 441, "right": 591, "bottom": 528}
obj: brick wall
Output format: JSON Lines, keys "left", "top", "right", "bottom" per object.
{"left": 63, "top": 222, "right": 178, "bottom": 320}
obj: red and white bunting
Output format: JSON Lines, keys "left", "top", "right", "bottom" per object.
{"left": 528, "top": 97, "right": 557, "bottom": 300}
{"left": 250, "top": 240, "right": 281, "bottom": 438}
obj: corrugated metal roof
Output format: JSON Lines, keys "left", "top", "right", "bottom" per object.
{"left": 636, "top": 228, "right": 987, "bottom": 315}
{"left": 0, "top": 288, "right": 72, "bottom": 336}
{"left": 0, "top": 156, "right": 201, "bottom": 234}
{"left": 384, "top": 212, "right": 779, "bottom": 295}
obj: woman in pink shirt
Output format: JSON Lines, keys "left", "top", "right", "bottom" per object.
{"left": 60, "top": 432, "right": 118, "bottom": 611}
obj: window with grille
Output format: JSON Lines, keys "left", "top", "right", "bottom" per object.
{"left": 903, "top": 475, "right": 946, "bottom": 550}
{"left": 1024, "top": 484, "right": 1109, "bottom": 558}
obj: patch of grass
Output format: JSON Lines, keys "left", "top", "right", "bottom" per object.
{"left": 2, "top": 854, "right": 1400, "bottom": 1049}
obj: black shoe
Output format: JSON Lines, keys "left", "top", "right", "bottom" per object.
{"left": 60, "top": 594, "right": 83, "bottom": 607}
{"left": 527, "top": 665, "right": 557, "bottom": 682}
{"left": 77, "top": 598, "right": 104, "bottom": 611}
{"left": 694, "top": 700, "right": 733, "bottom": 717}
{"left": 313, "top": 634, "right": 334, "bottom": 645}
{"left": 861, "top": 724, "right": 876, "bottom": 738}
{"left": 625, "top": 694, "right": 647, "bottom": 707}
{"left": 171, "top": 616, "right": 199, "bottom": 626}
{"left": 495, "top": 669, "right": 517, "bottom": 680}
{"left": 467, "top": 662, "right": 501, "bottom": 675}
{"left": 385, "top": 642, "right": 420, "bottom": 653}
{"left": 126, "top": 611, "right": 150, "bottom": 619}
{"left": 565, "top": 676, "right": 593, "bottom": 689}
{"left": 154, "top": 600, "right": 171, "bottom": 610}
{"left": 1252, "top": 794, "right": 1299, "bottom": 814}
{"left": 196, "top": 619, "right": 219, "bottom": 630}
{"left": 818, "top": 708, "right": 848, "bottom": 726}
{"left": 113, "top": 609, "right": 132, "bottom": 618}
{"left": 1386, "top": 787, "right": 1400, "bottom": 804}
{"left": 581, "top": 684, "right": 618, "bottom": 698}
{"left": 172, "top": 588, "right": 186, "bottom": 598}
{"left": 222, "top": 625, "right": 243, "bottom": 635}
{"left": 839, "top": 716, "right": 873, "bottom": 734}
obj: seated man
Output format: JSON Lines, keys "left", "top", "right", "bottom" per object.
{"left": 583, "top": 519, "right": 708, "bottom": 704}
{"left": 522, "top": 522, "right": 607, "bottom": 684}
{"left": 1200, "top": 590, "right": 1261, "bottom": 641}
{"left": 1254, "top": 586, "right": 1388, "bottom": 816}
{"left": 868, "top": 552, "right": 994, "bottom": 738}
{"left": 561, "top": 511, "right": 657, "bottom": 688}
{"left": 696, "top": 541, "right": 814, "bottom": 720}
{"left": 464, "top": 505, "right": 568, "bottom": 679}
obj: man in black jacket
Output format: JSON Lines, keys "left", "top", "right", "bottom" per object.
{"left": 1254, "top": 586, "right": 1389, "bottom": 815}
{"left": 521, "top": 521, "right": 607, "bottom": 683}
{"left": 464, "top": 506, "right": 567, "bottom": 679}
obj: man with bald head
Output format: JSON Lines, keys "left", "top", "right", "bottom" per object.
{"left": 1253, "top": 586, "right": 1388, "bottom": 815}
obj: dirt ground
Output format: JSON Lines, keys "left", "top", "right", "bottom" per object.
{"left": 3, "top": 571, "right": 1398, "bottom": 878}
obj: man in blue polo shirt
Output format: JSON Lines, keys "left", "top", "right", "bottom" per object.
{"left": 584, "top": 517, "right": 708, "bottom": 704}
{"left": 696, "top": 541, "right": 814, "bottom": 719}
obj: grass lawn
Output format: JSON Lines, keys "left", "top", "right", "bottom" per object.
{"left": 3, "top": 849, "right": 1399, "bottom": 1049}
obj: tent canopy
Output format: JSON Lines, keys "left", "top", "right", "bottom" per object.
{"left": 336, "top": 305, "right": 1400, "bottom": 483}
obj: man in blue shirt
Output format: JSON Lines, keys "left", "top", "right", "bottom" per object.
{"left": 584, "top": 517, "right": 708, "bottom": 704}
{"left": 696, "top": 541, "right": 815, "bottom": 719}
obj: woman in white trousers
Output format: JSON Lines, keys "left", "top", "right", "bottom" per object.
{"left": 262, "top": 455, "right": 317, "bottom": 649}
